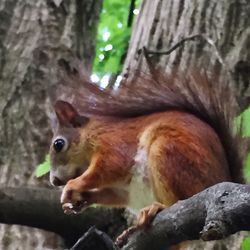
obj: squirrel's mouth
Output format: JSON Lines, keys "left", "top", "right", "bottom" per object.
{"left": 51, "top": 176, "right": 65, "bottom": 186}
{"left": 50, "top": 166, "right": 85, "bottom": 187}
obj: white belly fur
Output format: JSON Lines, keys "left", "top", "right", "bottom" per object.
{"left": 128, "top": 147, "right": 156, "bottom": 212}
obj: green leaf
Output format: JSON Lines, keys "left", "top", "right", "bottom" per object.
{"left": 93, "top": 0, "right": 141, "bottom": 76}
{"left": 242, "top": 236, "right": 250, "bottom": 250}
{"left": 104, "top": 55, "right": 120, "bottom": 73}
{"left": 235, "top": 107, "right": 250, "bottom": 182}
{"left": 35, "top": 155, "right": 50, "bottom": 177}
{"left": 235, "top": 106, "right": 250, "bottom": 137}
{"left": 244, "top": 153, "right": 250, "bottom": 183}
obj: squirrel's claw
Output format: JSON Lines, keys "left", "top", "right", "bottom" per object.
{"left": 60, "top": 179, "right": 89, "bottom": 214}
{"left": 62, "top": 201, "right": 88, "bottom": 214}
{"left": 115, "top": 226, "right": 137, "bottom": 247}
{"left": 62, "top": 203, "right": 75, "bottom": 214}
{"left": 116, "top": 202, "right": 166, "bottom": 247}
{"left": 60, "top": 185, "right": 82, "bottom": 204}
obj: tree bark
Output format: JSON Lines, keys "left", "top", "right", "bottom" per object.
{"left": 2, "top": 183, "right": 250, "bottom": 250}
{"left": 0, "top": 0, "right": 102, "bottom": 249}
{"left": 121, "top": 182, "right": 250, "bottom": 250}
{"left": 123, "top": 0, "right": 250, "bottom": 110}
{"left": 0, "top": 187, "right": 127, "bottom": 248}
{"left": 57, "top": 182, "right": 250, "bottom": 250}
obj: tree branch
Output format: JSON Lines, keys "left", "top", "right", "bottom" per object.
{"left": 0, "top": 186, "right": 128, "bottom": 247}
{"left": 143, "top": 34, "right": 225, "bottom": 67}
{"left": 69, "top": 182, "right": 250, "bottom": 250}
{"left": 121, "top": 182, "right": 250, "bottom": 250}
{"left": 70, "top": 226, "right": 118, "bottom": 250}
{"left": 1, "top": 182, "right": 250, "bottom": 250}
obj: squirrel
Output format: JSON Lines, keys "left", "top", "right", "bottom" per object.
{"left": 49, "top": 67, "right": 245, "bottom": 244}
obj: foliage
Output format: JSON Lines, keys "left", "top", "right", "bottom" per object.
{"left": 35, "top": 155, "right": 50, "bottom": 177}
{"left": 244, "top": 152, "right": 250, "bottom": 182}
{"left": 93, "top": 0, "right": 141, "bottom": 77}
{"left": 242, "top": 237, "right": 250, "bottom": 250}
{"left": 236, "top": 106, "right": 250, "bottom": 183}
{"left": 235, "top": 107, "right": 250, "bottom": 137}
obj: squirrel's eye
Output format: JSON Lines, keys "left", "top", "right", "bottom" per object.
{"left": 53, "top": 138, "right": 66, "bottom": 152}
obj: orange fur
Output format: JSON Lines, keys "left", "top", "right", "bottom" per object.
{"left": 51, "top": 110, "right": 232, "bottom": 208}
{"left": 49, "top": 69, "right": 245, "bottom": 221}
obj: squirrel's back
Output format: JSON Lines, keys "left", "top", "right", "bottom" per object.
{"left": 53, "top": 68, "right": 246, "bottom": 184}
{"left": 132, "top": 110, "right": 231, "bottom": 204}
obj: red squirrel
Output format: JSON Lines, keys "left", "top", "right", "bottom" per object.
{"left": 49, "top": 68, "right": 245, "bottom": 240}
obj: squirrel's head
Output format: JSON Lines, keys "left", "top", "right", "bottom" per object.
{"left": 49, "top": 100, "right": 90, "bottom": 186}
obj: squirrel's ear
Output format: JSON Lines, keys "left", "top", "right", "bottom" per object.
{"left": 54, "top": 100, "right": 89, "bottom": 128}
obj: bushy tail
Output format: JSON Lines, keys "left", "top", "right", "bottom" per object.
{"left": 53, "top": 68, "right": 246, "bottom": 183}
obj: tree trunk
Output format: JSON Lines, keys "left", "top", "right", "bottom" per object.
{"left": 123, "top": 0, "right": 250, "bottom": 110}
{"left": 122, "top": 0, "right": 250, "bottom": 249}
{"left": 0, "top": 0, "right": 102, "bottom": 249}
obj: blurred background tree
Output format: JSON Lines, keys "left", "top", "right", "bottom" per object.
{"left": 0, "top": 0, "right": 103, "bottom": 249}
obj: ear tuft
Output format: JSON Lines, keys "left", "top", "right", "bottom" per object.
{"left": 54, "top": 100, "right": 89, "bottom": 127}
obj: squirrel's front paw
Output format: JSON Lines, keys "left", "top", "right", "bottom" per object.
{"left": 60, "top": 180, "right": 89, "bottom": 214}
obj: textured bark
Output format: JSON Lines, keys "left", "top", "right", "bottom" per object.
{"left": 121, "top": 182, "right": 250, "bottom": 250}
{"left": 0, "top": 187, "right": 127, "bottom": 248}
{"left": 123, "top": 0, "right": 250, "bottom": 110}
{"left": 61, "top": 182, "right": 250, "bottom": 250}
{"left": 0, "top": 0, "right": 102, "bottom": 249}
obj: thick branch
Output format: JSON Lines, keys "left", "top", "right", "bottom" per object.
{"left": 2, "top": 183, "right": 250, "bottom": 250}
{"left": 122, "top": 182, "right": 250, "bottom": 250}
{"left": 71, "top": 182, "right": 250, "bottom": 250}
{"left": 0, "top": 187, "right": 127, "bottom": 247}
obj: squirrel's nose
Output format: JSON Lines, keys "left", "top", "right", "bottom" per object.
{"left": 51, "top": 176, "right": 64, "bottom": 186}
